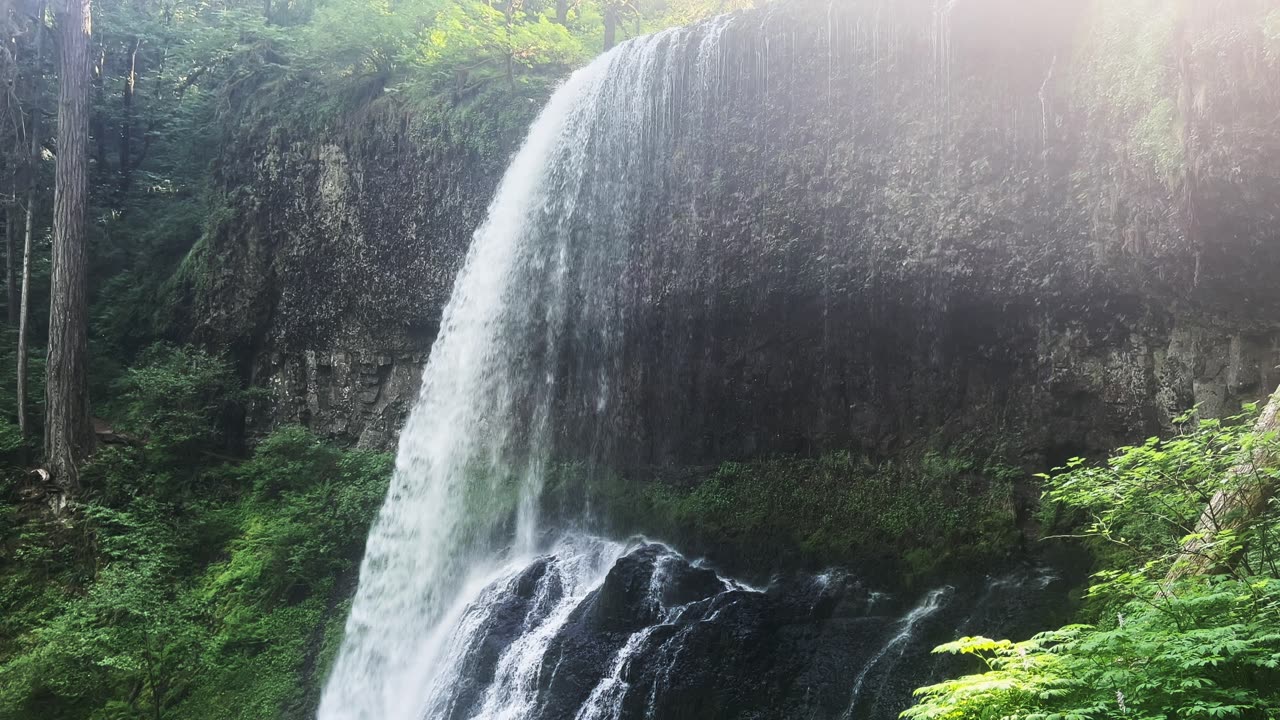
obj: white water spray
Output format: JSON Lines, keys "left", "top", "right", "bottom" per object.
{"left": 318, "top": 21, "right": 737, "bottom": 720}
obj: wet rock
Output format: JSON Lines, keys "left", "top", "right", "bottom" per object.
{"left": 444, "top": 558, "right": 557, "bottom": 720}
{"left": 425, "top": 541, "right": 1073, "bottom": 720}
{"left": 192, "top": 104, "right": 531, "bottom": 450}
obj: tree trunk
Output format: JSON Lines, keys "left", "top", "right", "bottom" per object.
{"left": 504, "top": 0, "right": 516, "bottom": 89}
{"left": 555, "top": 0, "right": 568, "bottom": 25}
{"left": 1165, "top": 385, "right": 1280, "bottom": 584}
{"left": 603, "top": 2, "right": 619, "bottom": 51}
{"left": 17, "top": 6, "right": 44, "bottom": 443}
{"left": 117, "top": 36, "right": 139, "bottom": 197}
{"left": 18, "top": 178, "right": 37, "bottom": 443}
{"left": 92, "top": 45, "right": 106, "bottom": 173}
{"left": 5, "top": 38, "right": 20, "bottom": 326}
{"left": 44, "top": 0, "right": 92, "bottom": 491}
{"left": 5, "top": 192, "right": 14, "bottom": 325}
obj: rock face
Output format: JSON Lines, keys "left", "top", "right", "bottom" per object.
{"left": 570, "top": 0, "right": 1280, "bottom": 469}
{"left": 192, "top": 107, "right": 529, "bottom": 447}
{"left": 197, "top": 0, "right": 1280, "bottom": 462}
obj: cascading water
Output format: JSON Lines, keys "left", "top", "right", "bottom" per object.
{"left": 318, "top": 20, "right": 739, "bottom": 720}
{"left": 321, "top": 7, "right": 1070, "bottom": 720}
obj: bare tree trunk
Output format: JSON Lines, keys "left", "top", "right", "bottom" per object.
{"left": 1165, "top": 385, "right": 1280, "bottom": 584}
{"left": 91, "top": 45, "right": 106, "bottom": 173}
{"left": 5, "top": 38, "right": 21, "bottom": 326}
{"left": 17, "top": 182, "right": 37, "bottom": 442}
{"left": 5, "top": 190, "right": 15, "bottom": 325}
{"left": 555, "top": 0, "right": 568, "bottom": 25}
{"left": 44, "top": 0, "right": 92, "bottom": 491}
{"left": 117, "top": 35, "right": 138, "bottom": 197}
{"left": 18, "top": 7, "right": 44, "bottom": 442}
{"left": 504, "top": 0, "right": 516, "bottom": 89}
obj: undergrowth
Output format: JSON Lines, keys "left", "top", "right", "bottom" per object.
{"left": 0, "top": 345, "right": 391, "bottom": 720}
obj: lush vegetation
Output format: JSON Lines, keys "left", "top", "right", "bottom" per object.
{"left": 547, "top": 449, "right": 1024, "bottom": 583}
{"left": 905, "top": 408, "right": 1280, "bottom": 720}
{"left": 0, "top": 345, "right": 392, "bottom": 719}
{"left": 1, "top": 1, "right": 1275, "bottom": 718}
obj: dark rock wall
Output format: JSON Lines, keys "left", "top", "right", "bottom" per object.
{"left": 547, "top": 0, "right": 1280, "bottom": 469}
{"left": 198, "top": 0, "right": 1280, "bottom": 463}
{"left": 193, "top": 106, "right": 528, "bottom": 447}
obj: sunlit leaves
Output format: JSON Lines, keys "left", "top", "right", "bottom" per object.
{"left": 1042, "top": 408, "right": 1280, "bottom": 583}
{"left": 908, "top": 578, "right": 1280, "bottom": 720}
{"left": 905, "top": 411, "right": 1280, "bottom": 720}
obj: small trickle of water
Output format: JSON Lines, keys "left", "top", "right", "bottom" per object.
{"left": 841, "top": 587, "right": 954, "bottom": 719}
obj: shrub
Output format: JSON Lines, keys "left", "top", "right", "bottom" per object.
{"left": 906, "top": 408, "right": 1280, "bottom": 720}
{"left": 111, "top": 343, "right": 244, "bottom": 462}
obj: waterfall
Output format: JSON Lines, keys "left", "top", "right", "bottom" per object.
{"left": 324, "top": 530, "right": 1022, "bottom": 720}
{"left": 318, "top": 20, "right": 737, "bottom": 720}
{"left": 318, "top": 6, "right": 1071, "bottom": 719}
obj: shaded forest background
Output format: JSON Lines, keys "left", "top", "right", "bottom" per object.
{"left": 0, "top": 1, "right": 757, "bottom": 717}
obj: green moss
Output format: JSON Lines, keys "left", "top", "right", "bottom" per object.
{"left": 554, "top": 448, "right": 1025, "bottom": 586}
{"left": 1074, "top": 0, "right": 1183, "bottom": 184}
{"left": 314, "top": 598, "right": 354, "bottom": 687}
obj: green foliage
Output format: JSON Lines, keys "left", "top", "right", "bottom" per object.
{"left": 650, "top": 0, "right": 756, "bottom": 27}
{"left": 211, "top": 426, "right": 391, "bottom": 606}
{"left": 180, "top": 428, "right": 390, "bottom": 718}
{"left": 905, "top": 409, "right": 1280, "bottom": 720}
{"left": 186, "top": 0, "right": 620, "bottom": 139}
{"left": 112, "top": 344, "right": 243, "bottom": 456}
{"left": 1074, "top": 0, "right": 1183, "bottom": 184}
{"left": 413, "top": 2, "right": 585, "bottom": 84}
{"left": 1041, "top": 408, "right": 1280, "bottom": 598}
{"left": 0, "top": 421, "right": 24, "bottom": 458}
{"left": 564, "top": 449, "right": 1022, "bottom": 582}
{"left": 907, "top": 578, "right": 1280, "bottom": 720}
{"left": 0, "top": 327, "right": 46, "bottom": 461}
{"left": 78, "top": 343, "right": 247, "bottom": 507}
{"left": 0, "top": 348, "right": 391, "bottom": 720}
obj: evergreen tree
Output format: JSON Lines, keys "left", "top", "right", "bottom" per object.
{"left": 44, "top": 0, "right": 93, "bottom": 491}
